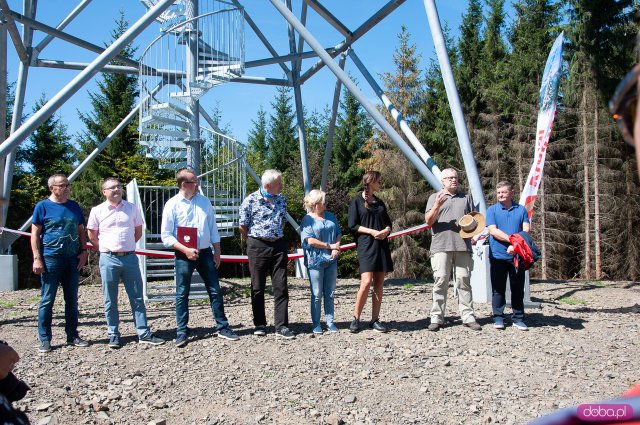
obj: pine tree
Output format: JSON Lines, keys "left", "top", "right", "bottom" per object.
{"left": 366, "top": 26, "right": 431, "bottom": 278}
{"left": 332, "top": 87, "right": 372, "bottom": 191}
{"left": 75, "top": 12, "right": 159, "bottom": 207}
{"left": 266, "top": 86, "right": 297, "bottom": 172}
{"left": 563, "top": 0, "right": 637, "bottom": 280}
{"left": 456, "top": 0, "right": 484, "bottom": 123}
{"left": 415, "top": 24, "right": 460, "bottom": 170}
{"left": 246, "top": 105, "right": 269, "bottom": 193}
{"left": 473, "top": 0, "right": 509, "bottom": 194}
{"left": 15, "top": 95, "right": 74, "bottom": 205}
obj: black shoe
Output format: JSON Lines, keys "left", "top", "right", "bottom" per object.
{"left": 67, "top": 337, "right": 89, "bottom": 347}
{"left": 369, "top": 320, "right": 388, "bottom": 333}
{"left": 175, "top": 333, "right": 188, "bottom": 347}
{"left": 253, "top": 326, "right": 268, "bottom": 336}
{"left": 139, "top": 334, "right": 165, "bottom": 345}
{"left": 275, "top": 327, "right": 296, "bottom": 339}
{"left": 349, "top": 317, "right": 360, "bottom": 333}
{"left": 108, "top": 335, "right": 121, "bottom": 349}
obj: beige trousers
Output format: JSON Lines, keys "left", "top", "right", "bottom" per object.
{"left": 430, "top": 251, "right": 475, "bottom": 324}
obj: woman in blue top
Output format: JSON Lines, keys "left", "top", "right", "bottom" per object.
{"left": 300, "top": 190, "right": 342, "bottom": 335}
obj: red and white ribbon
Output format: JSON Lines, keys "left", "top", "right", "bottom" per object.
{"left": 1, "top": 223, "right": 430, "bottom": 263}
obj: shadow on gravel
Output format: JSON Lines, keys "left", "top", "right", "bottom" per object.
{"left": 522, "top": 312, "right": 587, "bottom": 330}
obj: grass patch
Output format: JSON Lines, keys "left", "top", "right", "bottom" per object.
{"left": 559, "top": 296, "right": 587, "bottom": 306}
{"left": 403, "top": 283, "right": 415, "bottom": 290}
{"left": 0, "top": 300, "right": 17, "bottom": 308}
{"left": 28, "top": 296, "right": 40, "bottom": 305}
{"left": 591, "top": 281, "right": 606, "bottom": 287}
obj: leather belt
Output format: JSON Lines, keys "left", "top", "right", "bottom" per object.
{"left": 105, "top": 251, "right": 134, "bottom": 257}
{"left": 250, "top": 236, "right": 281, "bottom": 242}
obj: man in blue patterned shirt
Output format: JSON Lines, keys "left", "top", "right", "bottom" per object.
{"left": 239, "top": 169, "right": 294, "bottom": 339}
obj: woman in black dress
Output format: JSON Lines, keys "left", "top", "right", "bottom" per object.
{"left": 347, "top": 171, "right": 393, "bottom": 333}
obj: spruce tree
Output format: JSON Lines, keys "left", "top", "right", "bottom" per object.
{"left": 266, "top": 86, "right": 297, "bottom": 172}
{"left": 332, "top": 87, "right": 372, "bottom": 191}
{"left": 75, "top": 12, "right": 159, "bottom": 206}
{"left": 15, "top": 95, "right": 74, "bottom": 205}
{"left": 563, "top": 0, "right": 638, "bottom": 279}
{"left": 246, "top": 105, "right": 269, "bottom": 193}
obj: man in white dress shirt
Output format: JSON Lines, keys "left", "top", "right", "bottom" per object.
{"left": 87, "top": 177, "right": 165, "bottom": 348}
{"left": 161, "top": 168, "right": 239, "bottom": 346}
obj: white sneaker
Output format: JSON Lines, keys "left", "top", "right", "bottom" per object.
{"left": 513, "top": 320, "right": 529, "bottom": 331}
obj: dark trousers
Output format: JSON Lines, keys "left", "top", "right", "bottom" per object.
{"left": 247, "top": 237, "right": 289, "bottom": 329}
{"left": 490, "top": 257, "right": 525, "bottom": 320}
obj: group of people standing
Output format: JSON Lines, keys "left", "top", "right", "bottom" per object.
{"left": 29, "top": 166, "right": 530, "bottom": 352}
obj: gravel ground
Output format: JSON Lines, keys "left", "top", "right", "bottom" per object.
{"left": 0, "top": 278, "right": 638, "bottom": 425}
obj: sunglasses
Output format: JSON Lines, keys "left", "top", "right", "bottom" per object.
{"left": 609, "top": 63, "right": 640, "bottom": 148}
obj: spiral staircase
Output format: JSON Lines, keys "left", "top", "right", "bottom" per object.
{"left": 131, "top": 0, "right": 246, "bottom": 301}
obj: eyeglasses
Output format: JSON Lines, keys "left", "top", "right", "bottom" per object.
{"left": 52, "top": 183, "right": 71, "bottom": 189}
{"left": 183, "top": 180, "right": 199, "bottom": 185}
{"left": 104, "top": 185, "right": 122, "bottom": 191}
{"left": 609, "top": 63, "right": 640, "bottom": 148}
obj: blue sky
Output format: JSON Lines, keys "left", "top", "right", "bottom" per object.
{"left": 4, "top": 1, "right": 500, "bottom": 146}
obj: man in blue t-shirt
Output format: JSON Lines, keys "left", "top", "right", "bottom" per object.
{"left": 31, "top": 174, "right": 89, "bottom": 353}
{"left": 486, "top": 180, "right": 531, "bottom": 331}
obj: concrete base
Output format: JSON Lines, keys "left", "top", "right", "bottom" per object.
{"left": 470, "top": 245, "right": 540, "bottom": 307}
{"left": 470, "top": 245, "right": 491, "bottom": 303}
{"left": 0, "top": 255, "right": 19, "bottom": 291}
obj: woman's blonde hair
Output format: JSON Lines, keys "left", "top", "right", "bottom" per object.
{"left": 303, "top": 189, "right": 326, "bottom": 210}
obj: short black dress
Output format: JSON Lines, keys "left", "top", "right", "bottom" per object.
{"left": 348, "top": 194, "right": 394, "bottom": 273}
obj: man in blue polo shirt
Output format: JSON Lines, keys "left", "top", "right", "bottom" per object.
{"left": 486, "top": 180, "right": 530, "bottom": 331}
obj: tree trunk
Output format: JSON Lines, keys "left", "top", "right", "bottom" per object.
{"left": 593, "top": 105, "right": 601, "bottom": 279}
{"left": 625, "top": 157, "right": 637, "bottom": 281}
{"left": 582, "top": 90, "right": 591, "bottom": 279}
{"left": 540, "top": 179, "right": 547, "bottom": 279}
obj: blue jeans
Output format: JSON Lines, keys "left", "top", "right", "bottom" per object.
{"left": 99, "top": 253, "right": 150, "bottom": 338}
{"left": 307, "top": 261, "right": 337, "bottom": 328}
{"left": 490, "top": 258, "right": 525, "bottom": 321}
{"left": 174, "top": 248, "right": 228, "bottom": 335}
{"left": 38, "top": 255, "right": 80, "bottom": 342}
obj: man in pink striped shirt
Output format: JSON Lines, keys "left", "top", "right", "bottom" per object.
{"left": 87, "top": 177, "right": 164, "bottom": 349}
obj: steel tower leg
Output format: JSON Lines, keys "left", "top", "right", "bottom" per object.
{"left": 287, "top": 0, "right": 311, "bottom": 195}
{"left": 320, "top": 51, "right": 346, "bottom": 192}
{"left": 349, "top": 48, "right": 442, "bottom": 180}
{"left": 185, "top": 0, "right": 201, "bottom": 174}
{"left": 270, "top": 0, "right": 442, "bottom": 191}
{"left": 0, "top": 20, "right": 6, "bottom": 230}
{"left": 423, "top": 0, "right": 486, "bottom": 212}
{"left": 0, "top": 0, "right": 177, "bottom": 160}
{"left": 15, "top": 83, "right": 164, "bottom": 233}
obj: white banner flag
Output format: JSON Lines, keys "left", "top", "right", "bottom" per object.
{"left": 519, "top": 32, "right": 564, "bottom": 218}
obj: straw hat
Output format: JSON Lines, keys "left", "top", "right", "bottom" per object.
{"left": 458, "top": 211, "right": 486, "bottom": 238}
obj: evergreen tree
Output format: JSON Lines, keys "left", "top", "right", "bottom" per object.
{"left": 75, "top": 12, "right": 159, "bottom": 207}
{"left": 246, "top": 106, "right": 269, "bottom": 193}
{"left": 563, "top": 0, "right": 638, "bottom": 279}
{"left": 415, "top": 24, "right": 461, "bottom": 170}
{"left": 457, "top": 0, "right": 485, "bottom": 124}
{"left": 15, "top": 95, "right": 74, "bottom": 205}
{"left": 365, "top": 26, "right": 431, "bottom": 278}
{"left": 474, "top": 0, "right": 510, "bottom": 194}
{"left": 4, "top": 81, "right": 15, "bottom": 138}
{"left": 266, "top": 86, "right": 297, "bottom": 172}
{"left": 332, "top": 87, "right": 372, "bottom": 191}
